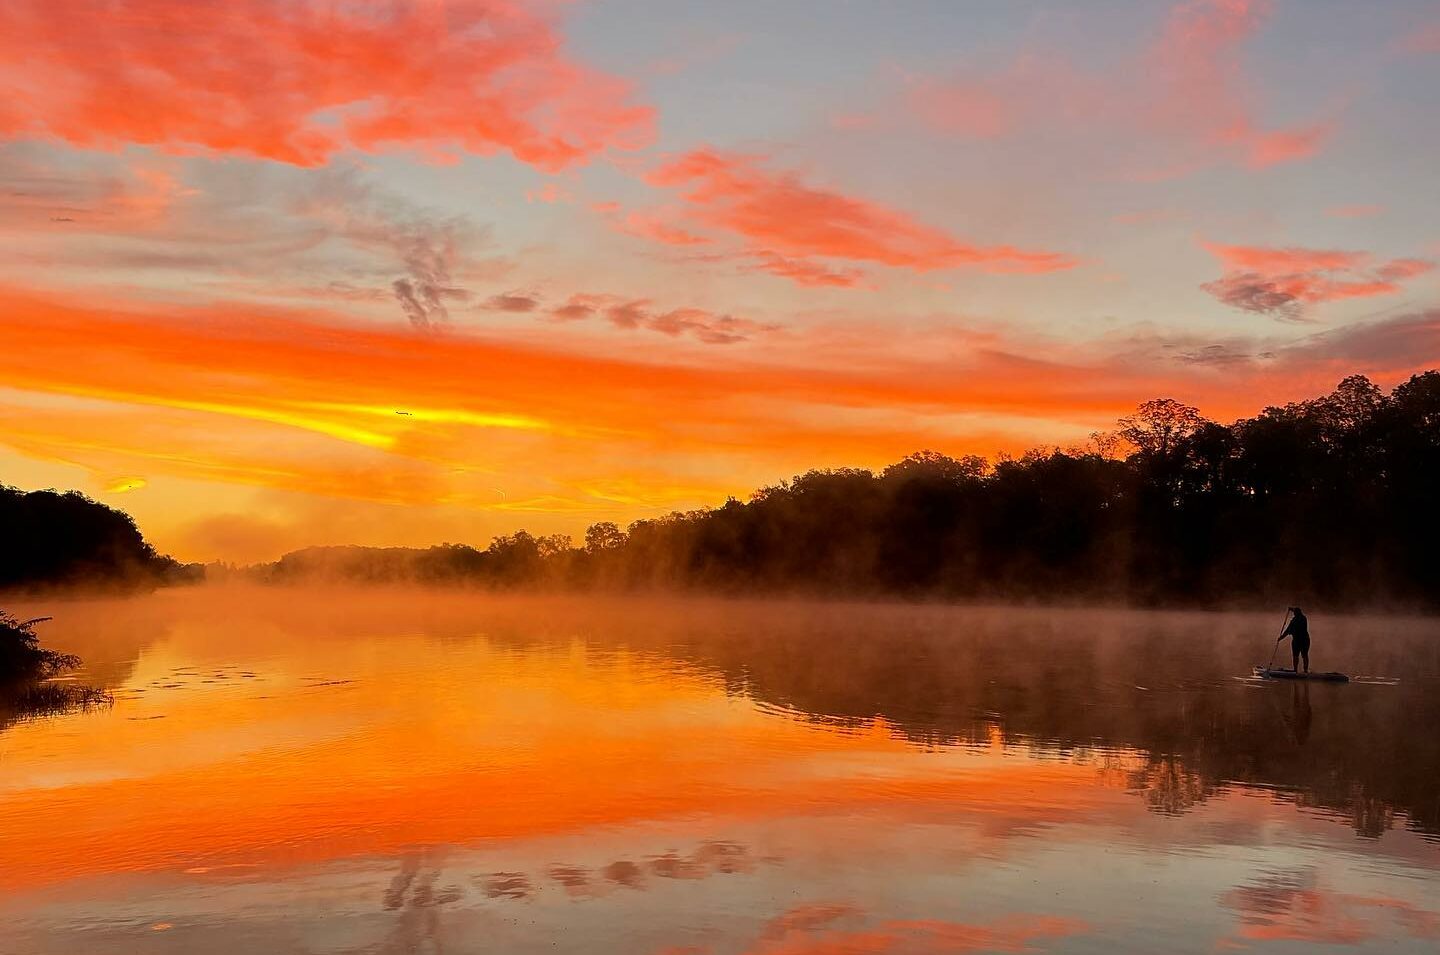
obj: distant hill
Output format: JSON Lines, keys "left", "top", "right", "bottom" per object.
{"left": 257, "top": 544, "right": 485, "bottom": 583}
{"left": 0, "top": 485, "right": 200, "bottom": 591}
{"left": 244, "top": 533, "right": 573, "bottom": 587}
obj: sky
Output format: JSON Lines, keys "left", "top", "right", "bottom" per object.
{"left": 2, "top": 0, "right": 1439, "bottom": 563}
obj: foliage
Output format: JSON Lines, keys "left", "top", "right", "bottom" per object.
{"left": 0, "top": 486, "right": 201, "bottom": 591}
{"left": 249, "top": 370, "right": 1440, "bottom": 608}
{"left": 0, "top": 612, "right": 109, "bottom": 734}
{"left": 0, "top": 612, "right": 79, "bottom": 679}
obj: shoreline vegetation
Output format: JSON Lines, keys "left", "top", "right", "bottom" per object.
{"left": 0, "top": 612, "right": 111, "bottom": 729}
{"left": 0, "top": 612, "right": 76, "bottom": 678}
{"left": 7, "top": 370, "right": 1440, "bottom": 610}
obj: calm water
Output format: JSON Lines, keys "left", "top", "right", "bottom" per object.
{"left": 2, "top": 588, "right": 1438, "bottom": 954}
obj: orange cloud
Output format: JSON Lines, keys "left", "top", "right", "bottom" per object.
{"left": 0, "top": 285, "right": 1125, "bottom": 547}
{"left": 0, "top": 289, "right": 1078, "bottom": 421}
{"left": 4, "top": 284, "right": 1435, "bottom": 455}
{"left": 102, "top": 475, "right": 147, "bottom": 494}
{"left": 0, "top": 0, "right": 652, "bottom": 171}
{"left": 6, "top": 284, "right": 1440, "bottom": 559}
{"left": 597, "top": 196, "right": 870, "bottom": 286}
{"left": 1200, "top": 241, "right": 1434, "bottom": 320}
{"left": 1240, "top": 122, "right": 1333, "bottom": 168}
{"left": 745, "top": 251, "right": 868, "bottom": 288}
{"left": 1204, "top": 243, "right": 1367, "bottom": 274}
{"left": 645, "top": 149, "right": 1075, "bottom": 277}
{"left": 619, "top": 212, "right": 714, "bottom": 247}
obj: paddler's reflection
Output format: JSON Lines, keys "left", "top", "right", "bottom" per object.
{"left": 1292, "top": 681, "right": 1312, "bottom": 746}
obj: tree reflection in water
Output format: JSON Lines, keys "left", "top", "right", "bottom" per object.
{"left": 516, "top": 598, "right": 1440, "bottom": 840}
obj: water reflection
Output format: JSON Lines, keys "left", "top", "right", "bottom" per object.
{"left": 1221, "top": 868, "right": 1440, "bottom": 947}
{"left": 587, "top": 601, "right": 1440, "bottom": 840}
{"left": 0, "top": 587, "right": 1436, "bottom": 955}
{"left": 0, "top": 677, "right": 111, "bottom": 734}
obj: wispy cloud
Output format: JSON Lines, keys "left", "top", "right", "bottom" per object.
{"left": 1325, "top": 204, "right": 1385, "bottom": 219}
{"left": 1147, "top": 0, "right": 1333, "bottom": 169}
{"left": 745, "top": 250, "right": 868, "bottom": 288}
{"left": 390, "top": 230, "right": 468, "bottom": 331}
{"left": 901, "top": 0, "right": 1336, "bottom": 176}
{"left": 1398, "top": 21, "right": 1440, "bottom": 55}
{"left": 535, "top": 291, "right": 777, "bottom": 344}
{"left": 297, "top": 172, "right": 486, "bottom": 330}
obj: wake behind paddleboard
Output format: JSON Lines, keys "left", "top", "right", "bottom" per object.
{"left": 1252, "top": 666, "right": 1349, "bottom": 683}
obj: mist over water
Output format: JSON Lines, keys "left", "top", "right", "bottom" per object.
{"left": 1, "top": 586, "right": 1437, "bottom": 954}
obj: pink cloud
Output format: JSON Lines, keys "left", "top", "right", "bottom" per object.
{"left": 645, "top": 148, "right": 1075, "bottom": 275}
{"left": 1145, "top": 0, "right": 1334, "bottom": 167}
{"left": 829, "top": 112, "right": 881, "bottom": 131}
{"left": 618, "top": 212, "right": 713, "bottom": 247}
{"left": 746, "top": 251, "right": 868, "bottom": 288}
{"left": 0, "top": 0, "right": 653, "bottom": 171}
{"left": 907, "top": 79, "right": 1012, "bottom": 139}
{"left": 526, "top": 183, "right": 571, "bottom": 204}
{"left": 1399, "top": 23, "right": 1440, "bottom": 54}
{"left": 1200, "top": 241, "right": 1434, "bottom": 320}
{"left": 1241, "top": 122, "right": 1333, "bottom": 168}
{"left": 907, "top": 0, "right": 1334, "bottom": 174}
{"left": 1325, "top": 204, "right": 1385, "bottom": 219}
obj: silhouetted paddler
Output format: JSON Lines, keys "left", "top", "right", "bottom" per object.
{"left": 1277, "top": 606, "right": 1310, "bottom": 673}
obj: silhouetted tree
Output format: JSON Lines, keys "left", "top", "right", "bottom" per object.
{"left": 0, "top": 485, "right": 197, "bottom": 590}
{"left": 241, "top": 371, "right": 1440, "bottom": 609}
{"left": 584, "top": 522, "right": 626, "bottom": 554}
{"left": 1118, "top": 398, "right": 1203, "bottom": 452}
{"left": 0, "top": 612, "right": 76, "bottom": 680}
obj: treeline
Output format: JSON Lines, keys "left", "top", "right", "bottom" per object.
{"left": 0, "top": 485, "right": 200, "bottom": 591}
{"left": 251, "top": 371, "right": 1440, "bottom": 609}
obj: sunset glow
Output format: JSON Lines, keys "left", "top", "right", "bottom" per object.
{"left": 3, "top": 0, "right": 1438, "bottom": 561}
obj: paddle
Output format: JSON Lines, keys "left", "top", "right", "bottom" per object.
{"left": 1266, "top": 608, "right": 1292, "bottom": 671}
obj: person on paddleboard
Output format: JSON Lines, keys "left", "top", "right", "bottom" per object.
{"left": 1276, "top": 607, "right": 1310, "bottom": 673}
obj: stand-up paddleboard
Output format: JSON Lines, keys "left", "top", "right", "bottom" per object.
{"left": 1253, "top": 666, "right": 1349, "bottom": 682}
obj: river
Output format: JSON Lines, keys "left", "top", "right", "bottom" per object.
{"left": 2, "top": 587, "right": 1437, "bottom": 953}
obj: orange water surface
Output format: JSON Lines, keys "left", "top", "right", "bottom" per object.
{"left": 1, "top": 588, "right": 1437, "bottom": 954}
